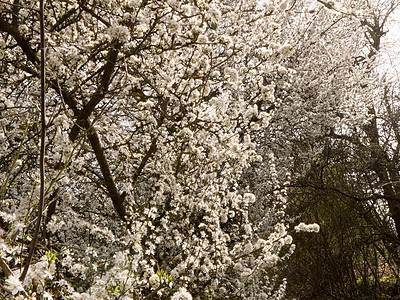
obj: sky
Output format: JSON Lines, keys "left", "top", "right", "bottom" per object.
{"left": 380, "top": 7, "right": 400, "bottom": 81}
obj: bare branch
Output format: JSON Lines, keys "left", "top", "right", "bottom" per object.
{"left": 19, "top": 0, "right": 46, "bottom": 282}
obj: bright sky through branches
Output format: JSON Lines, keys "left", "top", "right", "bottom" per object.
{"left": 380, "top": 8, "right": 400, "bottom": 80}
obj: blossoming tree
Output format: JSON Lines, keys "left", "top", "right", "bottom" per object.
{"left": 0, "top": 0, "right": 298, "bottom": 298}
{"left": 247, "top": 0, "right": 400, "bottom": 298}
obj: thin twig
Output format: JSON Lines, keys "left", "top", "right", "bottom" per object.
{"left": 19, "top": 0, "right": 45, "bottom": 282}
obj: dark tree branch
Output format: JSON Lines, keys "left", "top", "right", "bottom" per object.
{"left": 83, "top": 120, "right": 128, "bottom": 221}
{"left": 11, "top": 0, "right": 20, "bottom": 27}
{"left": 0, "top": 18, "right": 40, "bottom": 65}
{"left": 0, "top": 3, "right": 128, "bottom": 225}
{"left": 47, "top": 79, "right": 80, "bottom": 114}
{"left": 49, "top": 6, "right": 79, "bottom": 32}
{"left": 69, "top": 40, "right": 121, "bottom": 141}
{"left": 132, "top": 138, "right": 157, "bottom": 186}
{"left": 80, "top": 2, "right": 111, "bottom": 27}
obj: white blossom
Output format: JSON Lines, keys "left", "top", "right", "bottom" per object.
{"left": 171, "top": 287, "right": 192, "bottom": 300}
{"left": 5, "top": 275, "right": 24, "bottom": 295}
{"left": 294, "top": 222, "right": 320, "bottom": 233}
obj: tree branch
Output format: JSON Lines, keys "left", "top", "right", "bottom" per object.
{"left": 83, "top": 119, "right": 128, "bottom": 222}
{"left": 0, "top": 18, "right": 40, "bottom": 65}
{"left": 69, "top": 40, "right": 121, "bottom": 141}
{"left": 19, "top": 0, "right": 45, "bottom": 283}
